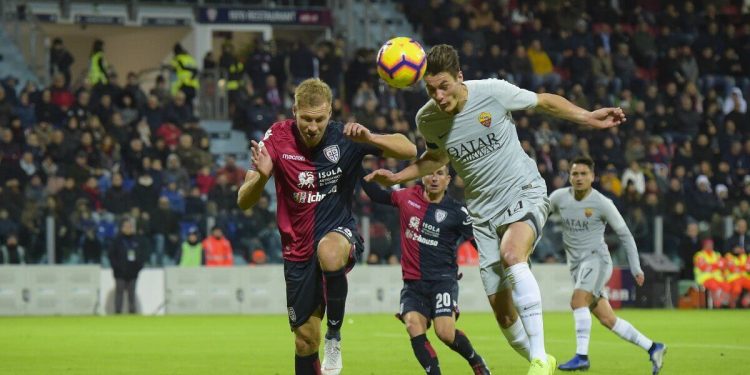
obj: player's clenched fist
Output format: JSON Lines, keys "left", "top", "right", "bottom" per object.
{"left": 343, "top": 122, "right": 373, "bottom": 143}
{"left": 250, "top": 140, "right": 272, "bottom": 178}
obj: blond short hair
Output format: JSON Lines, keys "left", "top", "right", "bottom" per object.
{"left": 294, "top": 78, "right": 332, "bottom": 109}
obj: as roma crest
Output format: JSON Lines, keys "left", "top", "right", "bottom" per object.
{"left": 478, "top": 112, "right": 492, "bottom": 127}
{"left": 584, "top": 208, "right": 593, "bottom": 218}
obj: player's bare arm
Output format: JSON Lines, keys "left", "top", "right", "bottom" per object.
{"left": 364, "top": 147, "right": 449, "bottom": 187}
{"left": 536, "top": 93, "right": 627, "bottom": 129}
{"left": 237, "top": 140, "right": 272, "bottom": 210}
{"left": 343, "top": 122, "right": 417, "bottom": 159}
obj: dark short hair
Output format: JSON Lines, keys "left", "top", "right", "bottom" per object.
{"left": 425, "top": 44, "right": 460, "bottom": 78}
{"left": 571, "top": 156, "right": 595, "bottom": 171}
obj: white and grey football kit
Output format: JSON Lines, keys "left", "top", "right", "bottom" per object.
{"left": 417, "top": 79, "right": 549, "bottom": 295}
{"left": 549, "top": 187, "right": 643, "bottom": 299}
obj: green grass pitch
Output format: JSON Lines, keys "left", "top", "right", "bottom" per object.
{"left": 1, "top": 310, "right": 748, "bottom": 374}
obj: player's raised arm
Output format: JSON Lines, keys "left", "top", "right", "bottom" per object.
{"left": 364, "top": 147, "right": 449, "bottom": 187}
{"left": 360, "top": 176, "right": 396, "bottom": 206}
{"left": 536, "top": 93, "right": 627, "bottom": 129}
{"left": 602, "top": 197, "right": 645, "bottom": 283}
{"left": 237, "top": 140, "right": 272, "bottom": 210}
{"left": 343, "top": 122, "right": 417, "bottom": 159}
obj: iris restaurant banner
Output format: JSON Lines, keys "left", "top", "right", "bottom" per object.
{"left": 196, "top": 7, "right": 331, "bottom": 26}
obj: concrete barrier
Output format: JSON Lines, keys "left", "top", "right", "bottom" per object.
{"left": 0, "top": 264, "right": 578, "bottom": 316}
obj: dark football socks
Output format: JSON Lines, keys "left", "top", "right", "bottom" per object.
{"left": 294, "top": 352, "right": 321, "bottom": 375}
{"left": 448, "top": 330, "right": 482, "bottom": 366}
{"left": 411, "top": 334, "right": 441, "bottom": 374}
{"left": 323, "top": 268, "right": 347, "bottom": 335}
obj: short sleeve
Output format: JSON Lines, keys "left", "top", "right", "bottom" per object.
{"left": 487, "top": 79, "right": 538, "bottom": 111}
{"left": 548, "top": 189, "right": 561, "bottom": 214}
{"left": 390, "top": 188, "right": 405, "bottom": 208}
{"left": 357, "top": 141, "right": 384, "bottom": 158}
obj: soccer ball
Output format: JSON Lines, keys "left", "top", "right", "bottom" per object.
{"left": 376, "top": 37, "right": 427, "bottom": 89}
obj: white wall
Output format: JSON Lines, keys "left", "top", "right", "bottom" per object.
{"left": 0, "top": 264, "right": 576, "bottom": 316}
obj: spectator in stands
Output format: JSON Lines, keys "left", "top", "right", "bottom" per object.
{"left": 150, "top": 196, "right": 180, "bottom": 265}
{"left": 287, "top": 41, "right": 317, "bottom": 85}
{"left": 162, "top": 154, "right": 190, "bottom": 193}
{"left": 459, "top": 40, "right": 482, "bottom": 80}
{"left": 203, "top": 225, "right": 233, "bottom": 267}
{"left": 626, "top": 207, "right": 651, "bottom": 253}
{"left": 723, "top": 87, "right": 747, "bottom": 116}
{"left": 143, "top": 95, "right": 163, "bottom": 132}
{"left": 622, "top": 161, "right": 646, "bottom": 195}
{"left": 0, "top": 208, "right": 18, "bottom": 242}
{"left": 726, "top": 219, "right": 749, "bottom": 254}
{"left": 130, "top": 172, "right": 158, "bottom": 213}
{"left": 208, "top": 174, "right": 236, "bottom": 215}
{"left": 81, "top": 224, "right": 101, "bottom": 264}
{"left": 509, "top": 45, "right": 534, "bottom": 88}
{"left": 109, "top": 218, "right": 145, "bottom": 314}
{"left": 118, "top": 93, "right": 141, "bottom": 127}
{"left": 88, "top": 40, "right": 110, "bottom": 101}
{"left": 184, "top": 186, "right": 206, "bottom": 223}
{"left": 317, "top": 41, "right": 342, "bottom": 98}
{"left": 216, "top": 155, "right": 245, "bottom": 188}
{"left": 566, "top": 46, "right": 592, "bottom": 88}
{"left": 169, "top": 43, "right": 199, "bottom": 107}
{"left": 527, "top": 39, "right": 561, "bottom": 90}
{"left": 264, "top": 75, "right": 283, "bottom": 110}
{"left": 104, "top": 173, "right": 133, "bottom": 216}
{"left": 689, "top": 175, "right": 720, "bottom": 222}
{"left": 247, "top": 40, "right": 273, "bottom": 92}
{"left": 161, "top": 181, "right": 186, "bottom": 215}
{"left": 613, "top": 43, "right": 638, "bottom": 90}
{"left": 631, "top": 21, "right": 657, "bottom": 68}
{"left": 49, "top": 38, "right": 74, "bottom": 88}
{"left": 15, "top": 92, "right": 36, "bottom": 129}
{"left": 176, "top": 226, "right": 204, "bottom": 267}
{"left": 149, "top": 75, "right": 170, "bottom": 105}
{"left": 238, "top": 94, "right": 275, "bottom": 141}
{"left": 554, "top": 133, "right": 579, "bottom": 162}
{"left": 163, "top": 93, "right": 191, "bottom": 129}
{"left": 175, "top": 134, "right": 210, "bottom": 177}
{"left": 234, "top": 206, "right": 265, "bottom": 263}
{"left": 0, "top": 233, "right": 25, "bottom": 264}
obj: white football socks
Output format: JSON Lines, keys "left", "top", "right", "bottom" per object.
{"left": 508, "top": 262, "right": 546, "bottom": 361}
{"left": 573, "top": 307, "right": 592, "bottom": 355}
{"left": 501, "top": 316, "right": 531, "bottom": 360}
{"left": 611, "top": 318, "right": 653, "bottom": 351}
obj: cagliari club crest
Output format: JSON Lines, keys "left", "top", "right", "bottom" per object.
{"left": 435, "top": 209, "right": 447, "bottom": 223}
{"left": 478, "top": 112, "right": 492, "bottom": 127}
{"left": 584, "top": 208, "right": 593, "bottom": 218}
{"left": 323, "top": 145, "right": 340, "bottom": 163}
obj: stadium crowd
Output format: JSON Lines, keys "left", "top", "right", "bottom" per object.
{"left": 0, "top": 1, "right": 749, "bottom": 305}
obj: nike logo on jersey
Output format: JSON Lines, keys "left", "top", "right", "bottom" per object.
{"left": 437, "top": 131, "right": 449, "bottom": 140}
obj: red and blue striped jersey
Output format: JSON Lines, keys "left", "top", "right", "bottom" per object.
{"left": 259, "top": 119, "right": 381, "bottom": 261}
{"left": 364, "top": 183, "right": 474, "bottom": 280}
